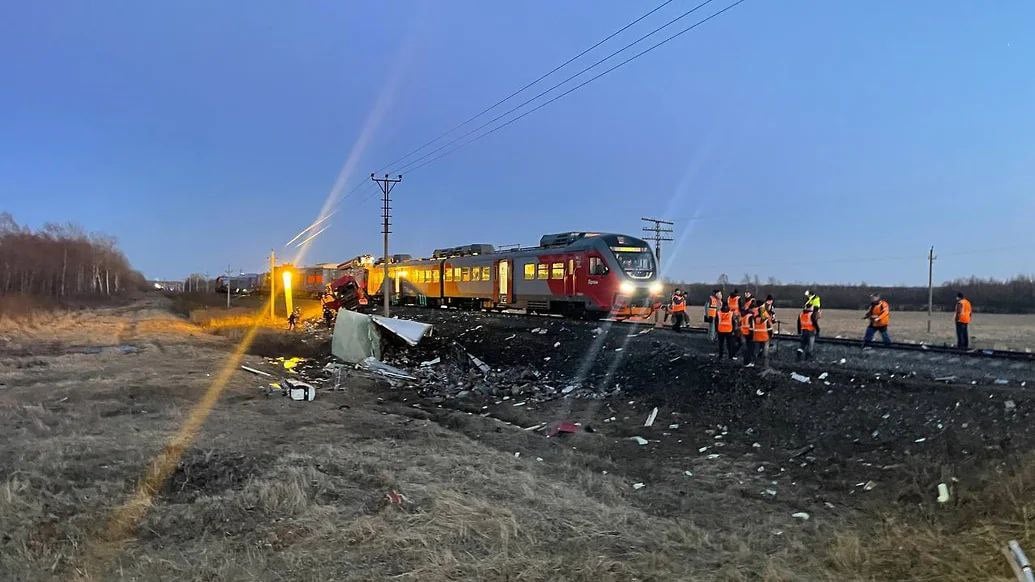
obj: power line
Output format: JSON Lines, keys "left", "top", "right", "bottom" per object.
{"left": 398, "top": 0, "right": 747, "bottom": 176}
{"left": 641, "top": 217, "right": 675, "bottom": 261}
{"left": 395, "top": 0, "right": 724, "bottom": 176}
{"left": 381, "top": 0, "right": 680, "bottom": 172}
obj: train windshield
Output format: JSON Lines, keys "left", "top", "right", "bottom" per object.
{"left": 610, "top": 246, "right": 655, "bottom": 279}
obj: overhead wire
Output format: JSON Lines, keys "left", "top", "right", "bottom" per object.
{"left": 379, "top": 0, "right": 680, "bottom": 172}
{"left": 396, "top": 0, "right": 747, "bottom": 176}
{"left": 391, "top": 0, "right": 724, "bottom": 173}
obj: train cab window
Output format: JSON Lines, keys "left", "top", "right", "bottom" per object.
{"left": 551, "top": 262, "right": 564, "bottom": 279}
{"left": 461, "top": 268, "right": 471, "bottom": 282}
{"left": 481, "top": 267, "right": 490, "bottom": 281}
{"left": 471, "top": 268, "right": 481, "bottom": 282}
{"left": 536, "top": 264, "right": 550, "bottom": 280}
{"left": 524, "top": 263, "right": 535, "bottom": 280}
{"left": 589, "top": 257, "right": 608, "bottom": 276}
{"left": 444, "top": 269, "right": 453, "bottom": 282}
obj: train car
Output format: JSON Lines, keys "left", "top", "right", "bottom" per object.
{"left": 367, "top": 232, "right": 661, "bottom": 319}
{"left": 215, "top": 273, "right": 261, "bottom": 294}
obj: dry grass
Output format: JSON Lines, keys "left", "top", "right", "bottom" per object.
{"left": 1, "top": 297, "right": 1031, "bottom": 581}
{"left": 824, "top": 460, "right": 1035, "bottom": 581}
{"left": 780, "top": 308, "right": 1035, "bottom": 351}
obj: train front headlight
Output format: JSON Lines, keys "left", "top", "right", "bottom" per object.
{"left": 619, "top": 281, "right": 635, "bottom": 295}
{"left": 649, "top": 281, "right": 663, "bottom": 295}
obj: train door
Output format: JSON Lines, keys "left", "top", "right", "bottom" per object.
{"left": 495, "top": 259, "right": 512, "bottom": 305}
{"left": 565, "top": 256, "right": 577, "bottom": 296}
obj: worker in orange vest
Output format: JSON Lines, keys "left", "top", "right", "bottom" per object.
{"left": 955, "top": 292, "right": 972, "bottom": 349}
{"left": 727, "top": 289, "right": 741, "bottom": 313}
{"left": 705, "top": 289, "right": 723, "bottom": 341}
{"left": 862, "top": 293, "right": 892, "bottom": 347}
{"left": 796, "top": 306, "right": 818, "bottom": 361}
{"left": 670, "top": 289, "right": 687, "bottom": 333}
{"left": 715, "top": 303, "right": 736, "bottom": 359}
{"left": 745, "top": 309, "right": 770, "bottom": 367}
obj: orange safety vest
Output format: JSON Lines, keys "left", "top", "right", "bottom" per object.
{"left": 752, "top": 316, "right": 769, "bottom": 342}
{"left": 957, "top": 298, "right": 972, "bottom": 324}
{"left": 707, "top": 296, "right": 720, "bottom": 318}
{"left": 870, "top": 300, "right": 890, "bottom": 327}
{"left": 671, "top": 295, "right": 686, "bottom": 313}
{"left": 728, "top": 296, "right": 740, "bottom": 312}
{"left": 717, "top": 310, "right": 734, "bottom": 333}
{"left": 799, "top": 311, "right": 815, "bottom": 332}
{"left": 740, "top": 309, "right": 754, "bottom": 336}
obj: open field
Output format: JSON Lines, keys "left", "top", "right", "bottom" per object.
{"left": 1, "top": 298, "right": 1034, "bottom": 580}
{"left": 780, "top": 308, "right": 1035, "bottom": 351}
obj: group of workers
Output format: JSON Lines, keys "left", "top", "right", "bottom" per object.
{"left": 668, "top": 288, "right": 976, "bottom": 365}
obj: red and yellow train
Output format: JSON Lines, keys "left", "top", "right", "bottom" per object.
{"left": 362, "top": 232, "right": 662, "bottom": 319}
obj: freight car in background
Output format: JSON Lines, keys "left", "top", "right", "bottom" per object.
{"left": 365, "top": 232, "right": 662, "bottom": 319}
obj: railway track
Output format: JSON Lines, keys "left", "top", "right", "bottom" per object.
{"left": 394, "top": 304, "right": 1035, "bottom": 363}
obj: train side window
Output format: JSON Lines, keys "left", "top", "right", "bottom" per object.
{"left": 471, "top": 268, "right": 481, "bottom": 282}
{"left": 524, "top": 263, "right": 535, "bottom": 280}
{"left": 444, "top": 269, "right": 453, "bottom": 282}
{"left": 568, "top": 259, "right": 575, "bottom": 275}
{"left": 461, "top": 268, "right": 471, "bottom": 282}
{"left": 589, "top": 257, "right": 608, "bottom": 276}
{"left": 453, "top": 267, "right": 462, "bottom": 281}
{"left": 551, "top": 262, "right": 564, "bottom": 279}
{"left": 481, "top": 266, "right": 490, "bottom": 280}
{"left": 433, "top": 270, "right": 440, "bottom": 283}
{"left": 537, "top": 264, "right": 549, "bottom": 280}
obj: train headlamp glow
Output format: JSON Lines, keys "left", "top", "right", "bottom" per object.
{"left": 619, "top": 281, "right": 635, "bottom": 295}
{"left": 649, "top": 281, "right": 663, "bottom": 295}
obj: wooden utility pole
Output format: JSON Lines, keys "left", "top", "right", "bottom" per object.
{"left": 269, "top": 250, "right": 276, "bottom": 320}
{"left": 927, "top": 246, "right": 936, "bottom": 333}
{"left": 641, "top": 217, "right": 674, "bottom": 262}
{"left": 371, "top": 173, "right": 402, "bottom": 317}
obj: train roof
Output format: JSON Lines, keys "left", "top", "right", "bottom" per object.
{"left": 387, "top": 232, "right": 651, "bottom": 263}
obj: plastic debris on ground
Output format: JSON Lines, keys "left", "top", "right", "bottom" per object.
{"left": 547, "top": 421, "right": 579, "bottom": 437}
{"left": 818, "top": 372, "right": 829, "bottom": 380}
{"left": 629, "top": 436, "right": 649, "bottom": 446}
{"left": 937, "top": 483, "right": 950, "bottom": 503}
{"left": 420, "top": 357, "right": 441, "bottom": 367}
{"left": 371, "top": 315, "right": 434, "bottom": 347}
{"left": 241, "top": 365, "right": 273, "bottom": 377}
{"left": 632, "top": 482, "right": 646, "bottom": 490}
{"left": 791, "top": 512, "right": 810, "bottom": 521}
{"left": 358, "top": 356, "right": 416, "bottom": 380}
{"left": 790, "top": 372, "right": 810, "bottom": 383}
{"left": 644, "top": 407, "right": 659, "bottom": 427}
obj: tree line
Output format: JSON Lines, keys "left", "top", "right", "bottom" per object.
{"left": 674, "top": 275, "right": 1035, "bottom": 314}
{"left": 0, "top": 213, "right": 145, "bottom": 298}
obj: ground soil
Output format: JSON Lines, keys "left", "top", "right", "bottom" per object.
{"left": 1, "top": 298, "right": 1033, "bottom": 581}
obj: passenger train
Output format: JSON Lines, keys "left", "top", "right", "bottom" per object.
{"left": 364, "top": 232, "right": 662, "bottom": 319}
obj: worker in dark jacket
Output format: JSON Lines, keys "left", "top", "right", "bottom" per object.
{"left": 715, "top": 303, "right": 736, "bottom": 359}
{"left": 796, "top": 306, "right": 818, "bottom": 361}
{"left": 670, "top": 290, "right": 687, "bottom": 333}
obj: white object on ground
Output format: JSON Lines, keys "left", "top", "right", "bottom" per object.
{"left": 629, "top": 436, "right": 649, "bottom": 446}
{"left": 644, "top": 407, "right": 659, "bottom": 427}
{"left": 632, "top": 482, "right": 646, "bottom": 490}
{"left": 818, "top": 372, "right": 829, "bottom": 380}
{"left": 357, "top": 356, "right": 415, "bottom": 380}
{"left": 937, "top": 483, "right": 950, "bottom": 503}
{"left": 420, "top": 357, "right": 441, "bottom": 367}
{"left": 241, "top": 365, "right": 273, "bottom": 377}
{"left": 790, "top": 373, "right": 811, "bottom": 383}
{"left": 791, "top": 512, "right": 810, "bottom": 521}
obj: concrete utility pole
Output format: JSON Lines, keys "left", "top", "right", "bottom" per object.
{"left": 371, "top": 173, "right": 402, "bottom": 317}
{"left": 927, "top": 246, "right": 936, "bottom": 333}
{"left": 269, "top": 250, "right": 276, "bottom": 320}
{"left": 641, "top": 217, "right": 674, "bottom": 263}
